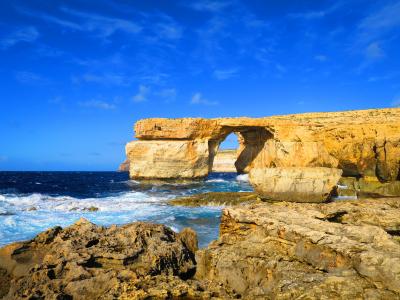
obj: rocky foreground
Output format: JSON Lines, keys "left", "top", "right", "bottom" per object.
{"left": 1, "top": 197, "right": 400, "bottom": 299}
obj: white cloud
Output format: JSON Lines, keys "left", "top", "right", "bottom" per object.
{"left": 0, "top": 26, "right": 39, "bottom": 49}
{"left": 79, "top": 100, "right": 116, "bottom": 110}
{"left": 213, "top": 68, "right": 238, "bottom": 80}
{"left": 78, "top": 99, "right": 116, "bottom": 110}
{"left": 20, "top": 6, "right": 142, "bottom": 39}
{"left": 73, "top": 73, "right": 131, "bottom": 86}
{"left": 190, "top": 92, "right": 218, "bottom": 105}
{"left": 157, "top": 88, "right": 176, "bottom": 100}
{"left": 314, "top": 55, "right": 328, "bottom": 62}
{"left": 365, "top": 42, "right": 385, "bottom": 59}
{"left": 0, "top": 155, "right": 8, "bottom": 162}
{"left": 133, "top": 85, "right": 150, "bottom": 102}
{"left": 359, "top": 2, "right": 400, "bottom": 32}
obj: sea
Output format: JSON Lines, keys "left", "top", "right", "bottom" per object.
{"left": 0, "top": 171, "right": 252, "bottom": 248}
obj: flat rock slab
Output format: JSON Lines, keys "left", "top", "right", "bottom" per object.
{"left": 168, "top": 192, "right": 260, "bottom": 207}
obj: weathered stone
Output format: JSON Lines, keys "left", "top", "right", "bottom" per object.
{"left": 249, "top": 167, "right": 342, "bottom": 202}
{"left": 168, "top": 192, "right": 259, "bottom": 207}
{"left": 0, "top": 219, "right": 197, "bottom": 299}
{"left": 126, "top": 139, "right": 210, "bottom": 179}
{"left": 195, "top": 198, "right": 400, "bottom": 299}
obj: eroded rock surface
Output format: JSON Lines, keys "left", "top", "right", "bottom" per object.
{"left": 168, "top": 192, "right": 259, "bottom": 207}
{"left": 125, "top": 108, "right": 400, "bottom": 201}
{"left": 0, "top": 219, "right": 198, "bottom": 299}
{"left": 196, "top": 198, "right": 400, "bottom": 299}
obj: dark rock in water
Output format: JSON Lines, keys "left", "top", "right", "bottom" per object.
{"left": 0, "top": 219, "right": 198, "bottom": 299}
{"left": 168, "top": 191, "right": 259, "bottom": 207}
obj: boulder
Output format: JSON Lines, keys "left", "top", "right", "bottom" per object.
{"left": 249, "top": 167, "right": 343, "bottom": 202}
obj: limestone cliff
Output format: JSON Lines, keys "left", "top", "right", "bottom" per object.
{"left": 125, "top": 108, "right": 400, "bottom": 202}
{"left": 211, "top": 149, "right": 237, "bottom": 172}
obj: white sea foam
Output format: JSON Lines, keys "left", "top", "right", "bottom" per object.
{"left": 206, "top": 179, "right": 227, "bottom": 183}
{"left": 236, "top": 174, "right": 249, "bottom": 182}
{"left": 0, "top": 192, "right": 170, "bottom": 213}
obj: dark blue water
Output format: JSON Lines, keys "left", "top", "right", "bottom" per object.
{"left": 0, "top": 172, "right": 252, "bottom": 247}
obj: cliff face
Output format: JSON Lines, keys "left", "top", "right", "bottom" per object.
{"left": 211, "top": 149, "right": 237, "bottom": 173}
{"left": 125, "top": 108, "right": 400, "bottom": 202}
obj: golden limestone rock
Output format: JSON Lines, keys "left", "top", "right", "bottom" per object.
{"left": 125, "top": 108, "right": 400, "bottom": 202}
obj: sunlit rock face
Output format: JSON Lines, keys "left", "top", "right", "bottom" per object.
{"left": 195, "top": 198, "right": 400, "bottom": 299}
{"left": 125, "top": 108, "right": 400, "bottom": 201}
{"left": 211, "top": 150, "right": 237, "bottom": 173}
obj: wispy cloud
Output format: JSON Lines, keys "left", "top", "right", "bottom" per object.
{"left": 78, "top": 100, "right": 116, "bottom": 110}
{"left": 73, "top": 73, "right": 131, "bottom": 86}
{"left": 288, "top": 10, "right": 326, "bottom": 19}
{"left": 365, "top": 41, "right": 385, "bottom": 60}
{"left": 314, "top": 55, "right": 328, "bottom": 62}
{"left": 19, "top": 6, "right": 142, "bottom": 40}
{"left": 0, "top": 155, "right": 8, "bottom": 162}
{"left": 190, "top": 92, "right": 218, "bottom": 105}
{"left": 359, "top": 1, "right": 400, "bottom": 37}
{"left": 213, "top": 68, "right": 238, "bottom": 80}
{"left": 189, "top": 1, "right": 232, "bottom": 12}
{"left": 156, "top": 88, "right": 177, "bottom": 101}
{"left": 0, "top": 26, "right": 39, "bottom": 49}
{"left": 133, "top": 85, "right": 150, "bottom": 102}
{"left": 15, "top": 71, "right": 49, "bottom": 85}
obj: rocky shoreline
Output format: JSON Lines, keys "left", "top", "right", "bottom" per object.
{"left": 1, "top": 195, "right": 399, "bottom": 299}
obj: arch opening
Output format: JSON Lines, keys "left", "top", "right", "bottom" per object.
{"left": 209, "top": 126, "right": 273, "bottom": 174}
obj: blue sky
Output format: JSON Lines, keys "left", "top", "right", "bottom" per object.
{"left": 1, "top": 0, "right": 400, "bottom": 170}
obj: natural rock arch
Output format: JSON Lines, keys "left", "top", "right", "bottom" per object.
{"left": 124, "top": 108, "right": 400, "bottom": 202}
{"left": 208, "top": 126, "right": 273, "bottom": 174}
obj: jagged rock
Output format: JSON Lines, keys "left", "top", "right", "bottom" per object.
{"left": 0, "top": 219, "right": 197, "bottom": 299}
{"left": 212, "top": 149, "right": 238, "bottom": 172}
{"left": 249, "top": 167, "right": 343, "bottom": 202}
{"left": 168, "top": 192, "right": 259, "bottom": 207}
{"left": 195, "top": 198, "right": 400, "bottom": 299}
{"left": 125, "top": 108, "right": 400, "bottom": 200}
